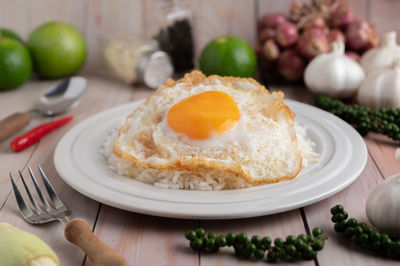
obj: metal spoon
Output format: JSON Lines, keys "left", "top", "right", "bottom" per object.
{"left": 0, "top": 76, "right": 87, "bottom": 142}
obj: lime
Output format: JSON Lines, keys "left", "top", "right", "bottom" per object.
{"left": 0, "top": 28, "right": 24, "bottom": 43}
{"left": 0, "top": 37, "right": 32, "bottom": 90}
{"left": 199, "top": 36, "right": 257, "bottom": 78}
{"left": 27, "top": 22, "right": 86, "bottom": 78}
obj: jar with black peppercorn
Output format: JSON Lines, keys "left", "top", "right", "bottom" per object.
{"left": 146, "top": 0, "right": 195, "bottom": 73}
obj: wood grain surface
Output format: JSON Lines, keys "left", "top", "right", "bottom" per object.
{"left": 1, "top": 1, "right": 400, "bottom": 266}
{"left": 1, "top": 0, "right": 399, "bottom": 69}
{"left": 0, "top": 74, "right": 399, "bottom": 266}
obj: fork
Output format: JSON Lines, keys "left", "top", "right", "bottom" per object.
{"left": 10, "top": 165, "right": 129, "bottom": 266}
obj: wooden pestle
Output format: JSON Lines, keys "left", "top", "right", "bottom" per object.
{"left": 0, "top": 112, "right": 30, "bottom": 142}
{"left": 65, "top": 218, "right": 129, "bottom": 266}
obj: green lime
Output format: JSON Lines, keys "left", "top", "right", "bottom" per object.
{"left": 27, "top": 21, "right": 86, "bottom": 78}
{"left": 0, "top": 28, "right": 24, "bottom": 43}
{"left": 0, "top": 37, "right": 32, "bottom": 90}
{"left": 199, "top": 36, "right": 257, "bottom": 78}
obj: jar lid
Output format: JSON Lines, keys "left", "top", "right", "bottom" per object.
{"left": 137, "top": 51, "right": 174, "bottom": 89}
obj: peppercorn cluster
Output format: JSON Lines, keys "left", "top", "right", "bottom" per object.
{"left": 315, "top": 93, "right": 400, "bottom": 140}
{"left": 331, "top": 204, "right": 400, "bottom": 259}
{"left": 185, "top": 227, "right": 326, "bottom": 262}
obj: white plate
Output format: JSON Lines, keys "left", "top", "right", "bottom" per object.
{"left": 54, "top": 100, "right": 367, "bottom": 219}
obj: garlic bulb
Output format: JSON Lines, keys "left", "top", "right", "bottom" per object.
{"left": 304, "top": 41, "right": 365, "bottom": 98}
{"left": 361, "top": 31, "right": 400, "bottom": 75}
{"left": 366, "top": 173, "right": 400, "bottom": 238}
{"left": 356, "top": 57, "right": 400, "bottom": 108}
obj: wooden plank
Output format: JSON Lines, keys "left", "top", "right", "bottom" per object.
{"left": 257, "top": 0, "right": 292, "bottom": 19}
{"left": 369, "top": 0, "right": 400, "bottom": 35}
{"left": 194, "top": 0, "right": 256, "bottom": 58}
{"left": 347, "top": 0, "right": 368, "bottom": 20}
{"left": 200, "top": 211, "right": 314, "bottom": 266}
{"left": 0, "top": 80, "right": 55, "bottom": 209}
{"left": 85, "top": 207, "right": 198, "bottom": 266}
{"left": 85, "top": 0, "right": 144, "bottom": 70}
{"left": 0, "top": 76, "right": 138, "bottom": 265}
{"left": 257, "top": 0, "right": 368, "bottom": 20}
{"left": 0, "top": 0, "right": 86, "bottom": 41}
{"left": 304, "top": 155, "right": 398, "bottom": 265}
{"left": 364, "top": 134, "right": 400, "bottom": 178}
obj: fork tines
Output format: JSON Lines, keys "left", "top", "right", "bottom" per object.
{"left": 10, "top": 165, "right": 70, "bottom": 224}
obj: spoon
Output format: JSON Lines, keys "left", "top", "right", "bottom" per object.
{"left": 0, "top": 76, "right": 87, "bottom": 142}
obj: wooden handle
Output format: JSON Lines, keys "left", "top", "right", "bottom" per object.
{"left": 65, "top": 218, "right": 129, "bottom": 266}
{"left": 0, "top": 112, "right": 30, "bottom": 142}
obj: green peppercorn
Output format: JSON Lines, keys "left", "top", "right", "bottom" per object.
{"left": 297, "top": 234, "right": 308, "bottom": 242}
{"left": 285, "top": 244, "right": 297, "bottom": 256}
{"left": 185, "top": 230, "right": 197, "bottom": 241}
{"left": 251, "top": 235, "right": 262, "bottom": 247}
{"left": 334, "top": 221, "right": 347, "bottom": 232}
{"left": 346, "top": 218, "right": 358, "bottom": 228}
{"left": 196, "top": 228, "right": 206, "bottom": 238}
{"left": 286, "top": 235, "right": 296, "bottom": 244}
{"left": 370, "top": 231, "right": 381, "bottom": 242}
{"left": 302, "top": 245, "right": 314, "bottom": 259}
{"left": 312, "top": 227, "right": 323, "bottom": 238}
{"left": 207, "top": 232, "right": 217, "bottom": 239}
{"left": 190, "top": 238, "right": 204, "bottom": 251}
{"left": 344, "top": 227, "right": 355, "bottom": 238}
{"left": 267, "top": 250, "right": 278, "bottom": 262}
{"left": 332, "top": 213, "right": 346, "bottom": 223}
{"left": 206, "top": 238, "right": 216, "bottom": 250}
{"left": 216, "top": 235, "right": 227, "bottom": 247}
{"left": 261, "top": 236, "right": 272, "bottom": 248}
{"left": 235, "top": 233, "right": 248, "bottom": 245}
{"left": 226, "top": 232, "right": 236, "bottom": 246}
{"left": 241, "top": 244, "right": 255, "bottom": 259}
{"left": 306, "top": 235, "right": 315, "bottom": 243}
{"left": 312, "top": 240, "right": 324, "bottom": 251}
{"left": 277, "top": 248, "right": 287, "bottom": 260}
{"left": 330, "top": 205, "right": 345, "bottom": 215}
{"left": 274, "top": 237, "right": 285, "bottom": 247}
{"left": 254, "top": 249, "right": 265, "bottom": 260}
{"left": 353, "top": 226, "right": 363, "bottom": 237}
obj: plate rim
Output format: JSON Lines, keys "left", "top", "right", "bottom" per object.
{"left": 54, "top": 99, "right": 367, "bottom": 219}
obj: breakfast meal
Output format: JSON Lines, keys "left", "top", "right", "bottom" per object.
{"left": 103, "top": 70, "right": 318, "bottom": 190}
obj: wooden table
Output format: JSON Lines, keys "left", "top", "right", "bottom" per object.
{"left": 0, "top": 74, "right": 399, "bottom": 266}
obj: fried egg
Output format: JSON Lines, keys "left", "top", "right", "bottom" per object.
{"left": 113, "top": 70, "right": 302, "bottom": 184}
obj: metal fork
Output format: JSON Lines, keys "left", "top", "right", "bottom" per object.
{"left": 10, "top": 165, "right": 128, "bottom": 266}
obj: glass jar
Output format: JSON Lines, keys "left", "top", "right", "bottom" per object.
{"left": 100, "top": 33, "right": 174, "bottom": 89}
{"left": 146, "top": 0, "right": 195, "bottom": 73}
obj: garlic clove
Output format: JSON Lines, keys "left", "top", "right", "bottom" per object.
{"left": 366, "top": 173, "right": 400, "bottom": 238}
{"left": 360, "top": 31, "right": 400, "bottom": 75}
{"left": 356, "top": 57, "right": 400, "bottom": 108}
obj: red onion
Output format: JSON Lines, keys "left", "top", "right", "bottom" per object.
{"left": 278, "top": 50, "right": 305, "bottom": 82}
{"left": 345, "top": 51, "right": 360, "bottom": 62}
{"left": 258, "top": 27, "right": 275, "bottom": 44}
{"left": 331, "top": 8, "right": 356, "bottom": 29}
{"left": 275, "top": 22, "right": 299, "bottom": 48}
{"left": 327, "top": 29, "right": 346, "bottom": 44}
{"left": 258, "top": 13, "right": 288, "bottom": 31}
{"left": 346, "top": 20, "right": 380, "bottom": 51}
{"left": 303, "top": 16, "right": 326, "bottom": 30}
{"left": 262, "top": 39, "right": 280, "bottom": 61}
{"left": 297, "top": 28, "right": 330, "bottom": 59}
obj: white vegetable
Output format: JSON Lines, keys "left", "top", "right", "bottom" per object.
{"left": 304, "top": 41, "right": 365, "bottom": 98}
{"left": 366, "top": 173, "right": 400, "bottom": 238}
{"left": 0, "top": 223, "right": 59, "bottom": 266}
{"left": 356, "top": 57, "right": 400, "bottom": 108}
{"left": 361, "top": 31, "right": 400, "bottom": 75}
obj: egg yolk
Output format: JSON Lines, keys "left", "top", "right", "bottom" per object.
{"left": 167, "top": 91, "right": 240, "bottom": 139}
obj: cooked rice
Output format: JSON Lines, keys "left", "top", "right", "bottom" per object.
{"left": 101, "top": 122, "right": 319, "bottom": 190}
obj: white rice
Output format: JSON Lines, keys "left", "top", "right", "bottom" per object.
{"left": 101, "top": 123, "right": 319, "bottom": 190}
